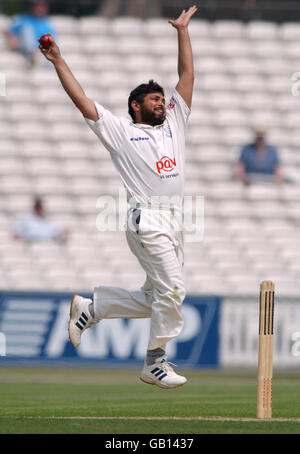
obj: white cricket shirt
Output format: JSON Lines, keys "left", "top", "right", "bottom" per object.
{"left": 85, "top": 89, "right": 190, "bottom": 208}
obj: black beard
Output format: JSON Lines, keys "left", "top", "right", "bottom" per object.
{"left": 140, "top": 105, "right": 165, "bottom": 126}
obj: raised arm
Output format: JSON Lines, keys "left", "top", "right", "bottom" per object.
{"left": 39, "top": 35, "right": 98, "bottom": 121}
{"left": 169, "top": 5, "right": 197, "bottom": 109}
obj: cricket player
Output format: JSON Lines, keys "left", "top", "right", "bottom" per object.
{"left": 39, "top": 5, "right": 197, "bottom": 389}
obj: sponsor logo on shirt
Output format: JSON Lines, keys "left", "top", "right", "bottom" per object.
{"left": 156, "top": 156, "right": 176, "bottom": 174}
{"left": 168, "top": 96, "right": 176, "bottom": 109}
{"left": 130, "top": 137, "right": 150, "bottom": 141}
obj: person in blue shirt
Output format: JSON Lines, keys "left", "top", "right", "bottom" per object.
{"left": 13, "top": 197, "right": 69, "bottom": 243}
{"left": 4, "top": 0, "right": 56, "bottom": 67}
{"left": 236, "top": 126, "right": 283, "bottom": 185}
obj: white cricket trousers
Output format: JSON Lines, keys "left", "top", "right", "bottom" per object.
{"left": 93, "top": 207, "right": 186, "bottom": 351}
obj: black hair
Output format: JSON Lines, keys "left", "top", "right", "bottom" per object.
{"left": 33, "top": 196, "right": 43, "bottom": 209}
{"left": 128, "top": 79, "right": 164, "bottom": 122}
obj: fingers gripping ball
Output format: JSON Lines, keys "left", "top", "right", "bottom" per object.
{"left": 38, "top": 34, "right": 51, "bottom": 48}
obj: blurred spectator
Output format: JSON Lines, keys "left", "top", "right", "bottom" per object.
{"left": 235, "top": 126, "right": 283, "bottom": 185}
{"left": 4, "top": 0, "right": 56, "bottom": 67}
{"left": 13, "top": 197, "right": 69, "bottom": 243}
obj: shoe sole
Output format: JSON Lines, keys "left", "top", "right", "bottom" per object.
{"left": 68, "top": 294, "right": 79, "bottom": 348}
{"left": 140, "top": 377, "right": 185, "bottom": 389}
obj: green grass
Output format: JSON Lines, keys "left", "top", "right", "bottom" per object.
{"left": 0, "top": 367, "right": 300, "bottom": 434}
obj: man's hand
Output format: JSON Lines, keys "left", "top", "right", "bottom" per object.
{"left": 169, "top": 5, "right": 198, "bottom": 30}
{"left": 39, "top": 34, "right": 62, "bottom": 64}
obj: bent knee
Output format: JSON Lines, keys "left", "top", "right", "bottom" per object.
{"left": 171, "top": 283, "right": 186, "bottom": 303}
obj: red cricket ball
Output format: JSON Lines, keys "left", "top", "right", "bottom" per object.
{"left": 38, "top": 34, "right": 51, "bottom": 48}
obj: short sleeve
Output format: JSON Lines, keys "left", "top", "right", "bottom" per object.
{"left": 166, "top": 89, "right": 191, "bottom": 130}
{"left": 85, "top": 102, "right": 124, "bottom": 153}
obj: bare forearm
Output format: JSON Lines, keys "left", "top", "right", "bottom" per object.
{"left": 177, "top": 27, "right": 194, "bottom": 79}
{"left": 175, "top": 26, "right": 194, "bottom": 108}
{"left": 54, "top": 57, "right": 87, "bottom": 109}
{"left": 53, "top": 57, "right": 97, "bottom": 120}
{"left": 236, "top": 163, "right": 249, "bottom": 185}
{"left": 274, "top": 166, "right": 283, "bottom": 184}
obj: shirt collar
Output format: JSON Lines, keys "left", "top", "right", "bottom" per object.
{"left": 131, "top": 121, "right": 165, "bottom": 130}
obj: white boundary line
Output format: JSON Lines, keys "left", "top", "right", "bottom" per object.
{"left": 3, "top": 416, "right": 300, "bottom": 422}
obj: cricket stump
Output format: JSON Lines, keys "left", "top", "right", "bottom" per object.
{"left": 257, "top": 280, "right": 275, "bottom": 419}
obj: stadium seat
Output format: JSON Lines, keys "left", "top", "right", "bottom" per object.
{"left": 124, "top": 55, "right": 156, "bottom": 72}
{"left": 9, "top": 103, "right": 42, "bottom": 122}
{"left": 6, "top": 194, "right": 33, "bottom": 213}
{"left": 195, "top": 56, "right": 225, "bottom": 74}
{"left": 249, "top": 111, "right": 281, "bottom": 129}
{"left": 62, "top": 53, "right": 90, "bottom": 70}
{"left": 251, "top": 41, "right": 284, "bottom": 59}
{"left": 191, "top": 39, "right": 219, "bottom": 57}
{"left": 214, "top": 109, "right": 249, "bottom": 127}
{"left": 6, "top": 86, "right": 33, "bottom": 102}
{"left": 92, "top": 54, "right": 124, "bottom": 72}
{"left": 212, "top": 20, "right": 245, "bottom": 39}
{"left": 33, "top": 176, "right": 71, "bottom": 195}
{"left": 0, "top": 122, "right": 13, "bottom": 140}
{"left": 57, "top": 35, "right": 82, "bottom": 53}
{"left": 48, "top": 122, "right": 85, "bottom": 141}
{"left": 268, "top": 75, "right": 291, "bottom": 93}
{"left": 188, "top": 20, "right": 211, "bottom": 38}
{"left": 187, "top": 109, "right": 214, "bottom": 127}
{"left": 83, "top": 35, "right": 117, "bottom": 54}
{"left": 15, "top": 121, "right": 48, "bottom": 141}
{"left": 51, "top": 15, "right": 78, "bottom": 34}
{"left": 245, "top": 21, "right": 279, "bottom": 40}
{"left": 260, "top": 58, "right": 292, "bottom": 76}
{"left": 188, "top": 127, "right": 221, "bottom": 146}
{"left": 36, "top": 87, "right": 69, "bottom": 104}
{"left": 242, "top": 93, "right": 274, "bottom": 110}
{"left": 208, "top": 92, "right": 241, "bottom": 109}
{"left": 0, "top": 176, "right": 32, "bottom": 195}
{"left": 78, "top": 16, "right": 109, "bottom": 35}
{"left": 199, "top": 74, "right": 233, "bottom": 92}
{"left": 221, "top": 127, "right": 251, "bottom": 146}
{"left": 117, "top": 37, "right": 149, "bottom": 56}
{"left": 0, "top": 51, "right": 26, "bottom": 69}
{"left": 246, "top": 183, "right": 282, "bottom": 201}
{"left": 151, "top": 38, "right": 178, "bottom": 56}
{"left": 110, "top": 17, "right": 144, "bottom": 36}
{"left": 279, "top": 22, "right": 300, "bottom": 40}
{"left": 0, "top": 157, "right": 26, "bottom": 175}
{"left": 218, "top": 40, "right": 251, "bottom": 58}
{"left": 145, "top": 18, "right": 176, "bottom": 37}
{"left": 69, "top": 178, "right": 103, "bottom": 196}
{"left": 228, "top": 59, "right": 262, "bottom": 76}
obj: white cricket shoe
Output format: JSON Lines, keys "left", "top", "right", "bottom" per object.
{"left": 140, "top": 358, "right": 187, "bottom": 389}
{"left": 68, "top": 295, "right": 95, "bottom": 347}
